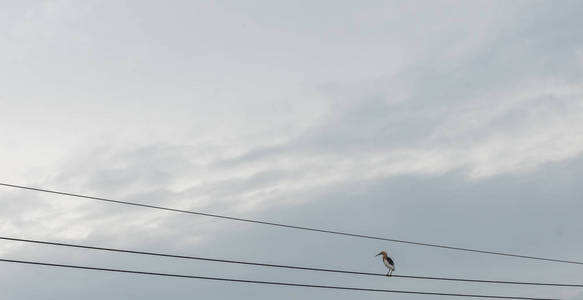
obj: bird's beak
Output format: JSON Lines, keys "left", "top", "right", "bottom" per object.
{"left": 375, "top": 252, "right": 382, "bottom": 257}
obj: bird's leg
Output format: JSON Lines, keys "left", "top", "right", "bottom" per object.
{"left": 389, "top": 269, "right": 393, "bottom": 277}
{"left": 386, "top": 271, "right": 390, "bottom": 277}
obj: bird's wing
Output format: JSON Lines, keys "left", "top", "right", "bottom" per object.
{"left": 386, "top": 256, "right": 394, "bottom": 266}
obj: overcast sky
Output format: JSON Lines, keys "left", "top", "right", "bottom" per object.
{"left": 1, "top": 0, "right": 583, "bottom": 299}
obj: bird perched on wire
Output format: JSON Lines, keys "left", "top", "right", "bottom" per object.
{"left": 376, "top": 250, "right": 395, "bottom": 276}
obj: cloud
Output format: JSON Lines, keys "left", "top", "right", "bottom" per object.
{"left": 221, "top": 80, "right": 583, "bottom": 182}
{"left": 1, "top": 1, "right": 583, "bottom": 299}
{"left": 217, "top": 0, "right": 583, "bottom": 180}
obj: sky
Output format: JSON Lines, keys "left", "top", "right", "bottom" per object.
{"left": 1, "top": 0, "right": 583, "bottom": 299}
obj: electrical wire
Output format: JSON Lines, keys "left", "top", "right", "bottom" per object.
{"left": 0, "top": 257, "right": 559, "bottom": 299}
{"left": 1, "top": 236, "right": 580, "bottom": 288}
{"left": 1, "top": 182, "right": 581, "bottom": 265}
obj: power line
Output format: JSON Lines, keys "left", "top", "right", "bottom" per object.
{"left": 1, "top": 182, "right": 581, "bottom": 266}
{"left": 0, "top": 258, "right": 558, "bottom": 299}
{"left": 1, "top": 235, "right": 581, "bottom": 288}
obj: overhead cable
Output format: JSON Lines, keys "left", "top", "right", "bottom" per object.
{"left": 1, "top": 182, "right": 581, "bottom": 265}
{"left": 1, "top": 235, "right": 580, "bottom": 288}
{"left": 0, "top": 258, "right": 558, "bottom": 300}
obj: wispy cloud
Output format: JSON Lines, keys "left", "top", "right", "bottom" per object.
{"left": 1, "top": 1, "right": 583, "bottom": 299}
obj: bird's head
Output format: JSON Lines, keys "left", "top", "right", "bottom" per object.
{"left": 376, "top": 251, "right": 387, "bottom": 257}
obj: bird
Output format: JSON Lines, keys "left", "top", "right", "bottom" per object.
{"left": 376, "top": 250, "right": 395, "bottom": 276}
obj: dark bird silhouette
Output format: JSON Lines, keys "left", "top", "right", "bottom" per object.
{"left": 376, "top": 250, "right": 395, "bottom": 276}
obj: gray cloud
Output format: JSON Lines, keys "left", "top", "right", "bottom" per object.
{"left": 1, "top": 1, "right": 583, "bottom": 299}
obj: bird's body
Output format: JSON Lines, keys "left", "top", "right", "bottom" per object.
{"left": 376, "top": 251, "right": 395, "bottom": 276}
